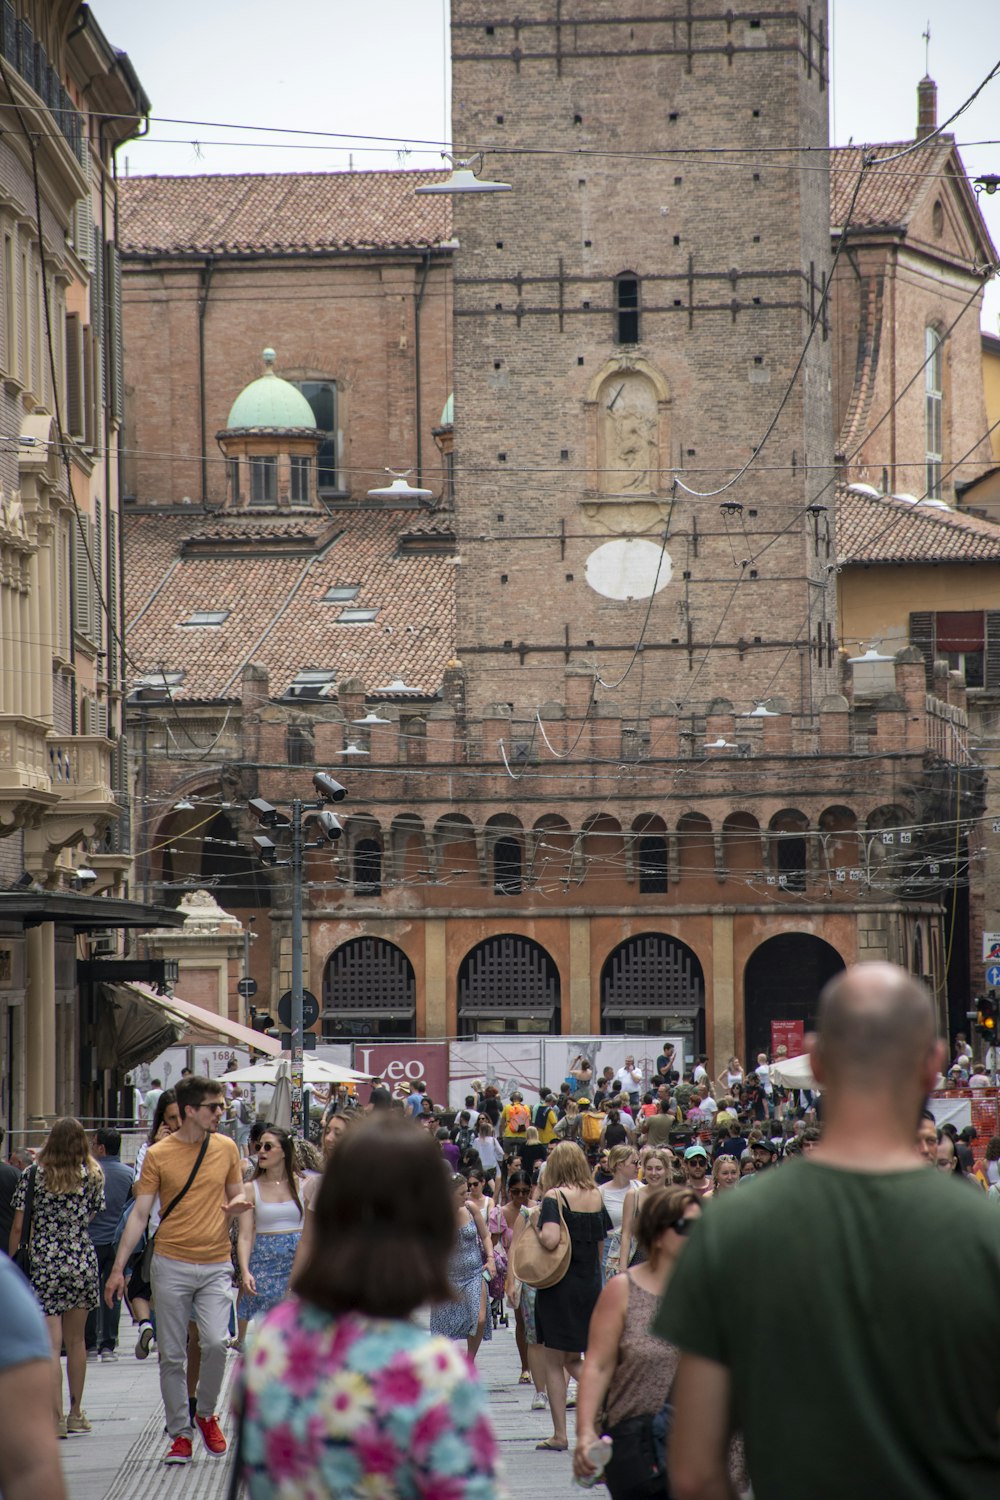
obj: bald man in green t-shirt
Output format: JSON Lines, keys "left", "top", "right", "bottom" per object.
{"left": 657, "top": 963, "right": 1000, "bottom": 1500}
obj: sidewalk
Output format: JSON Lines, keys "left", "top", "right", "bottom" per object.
{"left": 63, "top": 1317, "right": 581, "bottom": 1499}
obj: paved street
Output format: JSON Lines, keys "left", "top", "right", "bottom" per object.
{"left": 62, "top": 1320, "right": 579, "bottom": 1499}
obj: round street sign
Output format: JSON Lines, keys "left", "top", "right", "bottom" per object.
{"left": 987, "top": 966, "right": 1000, "bottom": 988}
{"left": 277, "top": 989, "right": 319, "bottom": 1030}
{"left": 237, "top": 977, "right": 258, "bottom": 999}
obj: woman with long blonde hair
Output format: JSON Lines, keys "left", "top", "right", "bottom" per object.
{"left": 527, "top": 1140, "right": 612, "bottom": 1451}
{"left": 9, "top": 1117, "right": 105, "bottom": 1438}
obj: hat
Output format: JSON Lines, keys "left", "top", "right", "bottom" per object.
{"left": 577, "top": 1098, "right": 591, "bottom": 1108}
{"left": 753, "top": 1139, "right": 778, "bottom": 1155}
{"left": 684, "top": 1144, "right": 709, "bottom": 1161}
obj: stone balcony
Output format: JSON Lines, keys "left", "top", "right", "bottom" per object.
{"left": 0, "top": 714, "right": 57, "bottom": 833}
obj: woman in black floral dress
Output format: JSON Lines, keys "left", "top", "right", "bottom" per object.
{"left": 10, "top": 1117, "right": 105, "bottom": 1438}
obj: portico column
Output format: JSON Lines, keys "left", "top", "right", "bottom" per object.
{"left": 424, "top": 918, "right": 447, "bottom": 1036}
{"left": 711, "top": 912, "right": 736, "bottom": 1074}
{"left": 567, "top": 916, "right": 591, "bottom": 1033}
{"left": 25, "top": 922, "right": 56, "bottom": 1130}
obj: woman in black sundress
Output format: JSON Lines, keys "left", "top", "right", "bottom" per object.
{"left": 9, "top": 1117, "right": 104, "bottom": 1439}
{"left": 532, "top": 1140, "right": 612, "bottom": 1451}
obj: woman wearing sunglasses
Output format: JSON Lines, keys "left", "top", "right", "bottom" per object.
{"left": 236, "top": 1126, "right": 303, "bottom": 1341}
{"left": 574, "top": 1187, "right": 701, "bottom": 1497}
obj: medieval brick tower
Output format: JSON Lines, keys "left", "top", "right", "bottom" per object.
{"left": 450, "top": 0, "right": 837, "bottom": 722}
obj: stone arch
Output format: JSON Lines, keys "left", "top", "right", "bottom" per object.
{"left": 864, "top": 803, "right": 910, "bottom": 883}
{"left": 722, "top": 812, "right": 761, "bottom": 875}
{"left": 388, "top": 813, "right": 427, "bottom": 886}
{"left": 457, "top": 934, "right": 561, "bottom": 1036}
{"left": 676, "top": 812, "right": 714, "bottom": 879}
{"left": 743, "top": 933, "right": 845, "bottom": 1062}
{"left": 582, "top": 813, "right": 625, "bottom": 886}
{"left": 631, "top": 813, "right": 668, "bottom": 893}
{"left": 818, "top": 805, "right": 859, "bottom": 876}
{"left": 531, "top": 814, "right": 574, "bottom": 889}
{"left": 434, "top": 813, "right": 480, "bottom": 886}
{"left": 600, "top": 932, "right": 704, "bottom": 1042}
{"left": 485, "top": 814, "right": 525, "bottom": 897}
{"left": 321, "top": 937, "right": 415, "bottom": 1039}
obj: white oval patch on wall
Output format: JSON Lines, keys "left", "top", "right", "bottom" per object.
{"left": 584, "top": 538, "right": 672, "bottom": 601}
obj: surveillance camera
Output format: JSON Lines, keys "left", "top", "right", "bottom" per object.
{"left": 75, "top": 866, "right": 98, "bottom": 886}
{"left": 313, "top": 773, "right": 347, "bottom": 803}
{"left": 249, "top": 797, "right": 280, "bottom": 827}
{"left": 316, "top": 810, "right": 342, "bottom": 842}
{"left": 253, "top": 834, "right": 278, "bottom": 866}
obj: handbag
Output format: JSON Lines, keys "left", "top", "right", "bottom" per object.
{"left": 139, "top": 1135, "right": 210, "bottom": 1281}
{"left": 509, "top": 1191, "right": 571, "bottom": 1289}
{"left": 12, "top": 1165, "right": 36, "bottom": 1274}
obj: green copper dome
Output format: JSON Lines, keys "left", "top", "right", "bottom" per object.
{"left": 226, "top": 349, "right": 317, "bottom": 431}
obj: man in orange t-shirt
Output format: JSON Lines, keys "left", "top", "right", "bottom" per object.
{"left": 106, "top": 1075, "right": 249, "bottom": 1466}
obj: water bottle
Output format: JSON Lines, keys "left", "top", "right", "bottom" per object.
{"left": 575, "top": 1436, "right": 613, "bottom": 1488}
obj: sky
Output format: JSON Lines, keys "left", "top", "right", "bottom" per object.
{"left": 96, "top": 0, "right": 1000, "bottom": 328}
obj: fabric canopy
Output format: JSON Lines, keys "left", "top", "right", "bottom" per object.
{"left": 103, "top": 982, "right": 283, "bottom": 1058}
{"left": 769, "top": 1053, "right": 818, "bottom": 1091}
{"left": 224, "top": 1057, "right": 372, "bottom": 1086}
{"left": 96, "top": 983, "right": 185, "bottom": 1071}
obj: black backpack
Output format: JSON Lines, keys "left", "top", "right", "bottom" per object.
{"left": 534, "top": 1103, "right": 551, "bottom": 1130}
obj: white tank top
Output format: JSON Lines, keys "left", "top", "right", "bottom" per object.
{"left": 253, "top": 1179, "right": 303, "bottom": 1234}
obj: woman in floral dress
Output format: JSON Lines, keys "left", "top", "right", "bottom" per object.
{"left": 9, "top": 1117, "right": 105, "bottom": 1438}
{"left": 235, "top": 1117, "right": 507, "bottom": 1499}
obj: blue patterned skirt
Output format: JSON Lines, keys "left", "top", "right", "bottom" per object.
{"left": 237, "top": 1231, "right": 300, "bottom": 1321}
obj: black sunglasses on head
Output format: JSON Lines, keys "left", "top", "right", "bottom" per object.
{"left": 671, "top": 1216, "right": 699, "bottom": 1235}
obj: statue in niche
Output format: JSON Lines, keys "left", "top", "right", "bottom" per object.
{"left": 601, "top": 371, "right": 659, "bottom": 494}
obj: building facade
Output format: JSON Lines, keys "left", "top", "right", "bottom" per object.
{"left": 122, "top": 2, "right": 995, "bottom": 1071}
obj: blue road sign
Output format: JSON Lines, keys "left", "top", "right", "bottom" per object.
{"left": 987, "top": 966, "right": 1000, "bottom": 987}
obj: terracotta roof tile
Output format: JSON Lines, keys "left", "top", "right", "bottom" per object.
{"left": 837, "top": 485, "right": 1000, "bottom": 566}
{"left": 119, "top": 169, "right": 453, "bottom": 256}
{"left": 829, "top": 138, "right": 954, "bottom": 231}
{"left": 124, "top": 507, "right": 457, "bottom": 700}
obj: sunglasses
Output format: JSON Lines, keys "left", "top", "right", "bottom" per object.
{"left": 258, "top": 1143, "right": 277, "bottom": 1153}
{"left": 509, "top": 1186, "right": 531, "bottom": 1196}
{"left": 671, "top": 1216, "right": 699, "bottom": 1236}
{"left": 201, "top": 1101, "right": 226, "bottom": 1113}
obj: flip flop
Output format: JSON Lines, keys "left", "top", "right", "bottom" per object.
{"left": 536, "top": 1439, "right": 569, "bottom": 1451}
{"left": 518, "top": 1371, "right": 532, "bottom": 1384}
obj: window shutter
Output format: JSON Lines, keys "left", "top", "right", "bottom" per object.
{"left": 107, "top": 511, "right": 118, "bottom": 686}
{"left": 65, "top": 312, "right": 83, "bottom": 436}
{"left": 2, "top": 4, "right": 16, "bottom": 65}
{"left": 107, "top": 242, "right": 123, "bottom": 422}
{"left": 91, "top": 226, "right": 105, "bottom": 407}
{"left": 909, "top": 612, "right": 935, "bottom": 684}
{"left": 985, "top": 613, "right": 1000, "bottom": 690}
{"left": 93, "top": 500, "right": 103, "bottom": 655}
{"left": 72, "top": 515, "right": 93, "bottom": 639}
{"left": 74, "top": 194, "right": 92, "bottom": 270}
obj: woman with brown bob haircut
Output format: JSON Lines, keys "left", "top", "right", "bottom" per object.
{"left": 237, "top": 1117, "right": 508, "bottom": 1497}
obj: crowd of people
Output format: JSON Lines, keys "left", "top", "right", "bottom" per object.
{"left": 3, "top": 968, "right": 1000, "bottom": 1499}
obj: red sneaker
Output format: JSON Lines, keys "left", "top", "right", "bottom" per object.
{"left": 195, "top": 1414, "right": 227, "bottom": 1456}
{"left": 164, "top": 1436, "right": 192, "bottom": 1465}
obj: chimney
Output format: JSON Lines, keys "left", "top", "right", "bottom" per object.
{"left": 916, "top": 75, "right": 937, "bottom": 141}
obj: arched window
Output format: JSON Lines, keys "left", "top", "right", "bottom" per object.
{"left": 293, "top": 380, "right": 338, "bottom": 491}
{"left": 354, "top": 839, "right": 382, "bottom": 897}
{"left": 614, "top": 272, "right": 640, "bottom": 345}
{"left": 638, "top": 834, "right": 668, "bottom": 893}
{"left": 925, "top": 327, "right": 943, "bottom": 498}
{"left": 493, "top": 836, "right": 522, "bottom": 896}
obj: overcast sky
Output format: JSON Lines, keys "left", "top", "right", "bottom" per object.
{"left": 96, "top": 0, "right": 1000, "bottom": 328}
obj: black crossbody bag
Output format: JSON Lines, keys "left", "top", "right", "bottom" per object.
{"left": 139, "top": 1135, "right": 210, "bottom": 1281}
{"left": 12, "top": 1165, "right": 36, "bottom": 1274}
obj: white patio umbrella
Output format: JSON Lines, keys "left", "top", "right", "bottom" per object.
{"left": 222, "top": 1057, "right": 373, "bottom": 1086}
{"left": 268, "top": 1058, "right": 292, "bottom": 1130}
{"left": 769, "top": 1053, "right": 818, "bottom": 1091}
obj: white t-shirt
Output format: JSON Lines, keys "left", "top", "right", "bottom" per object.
{"left": 615, "top": 1066, "right": 642, "bottom": 1093}
{"left": 694, "top": 1094, "right": 718, "bottom": 1119}
{"left": 756, "top": 1062, "right": 773, "bottom": 1095}
{"left": 693, "top": 1064, "right": 709, "bottom": 1085}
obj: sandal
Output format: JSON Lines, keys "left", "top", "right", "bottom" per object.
{"left": 518, "top": 1370, "right": 532, "bottom": 1384}
{"left": 536, "top": 1439, "right": 568, "bottom": 1450}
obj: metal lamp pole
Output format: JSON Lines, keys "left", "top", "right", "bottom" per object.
{"left": 289, "top": 799, "right": 305, "bottom": 1136}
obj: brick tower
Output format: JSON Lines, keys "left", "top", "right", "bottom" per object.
{"left": 450, "top": 1, "right": 837, "bottom": 721}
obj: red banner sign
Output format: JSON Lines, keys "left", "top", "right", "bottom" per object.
{"left": 771, "top": 1019, "right": 805, "bottom": 1059}
{"left": 353, "top": 1042, "right": 449, "bottom": 1106}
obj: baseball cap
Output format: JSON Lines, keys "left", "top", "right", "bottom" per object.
{"left": 684, "top": 1144, "right": 709, "bottom": 1161}
{"left": 753, "top": 1139, "right": 778, "bottom": 1155}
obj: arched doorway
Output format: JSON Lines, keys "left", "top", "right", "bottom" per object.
{"left": 743, "top": 934, "right": 845, "bottom": 1062}
{"left": 458, "top": 935, "right": 561, "bottom": 1036}
{"left": 600, "top": 933, "right": 704, "bottom": 1043}
{"left": 322, "top": 938, "right": 415, "bottom": 1039}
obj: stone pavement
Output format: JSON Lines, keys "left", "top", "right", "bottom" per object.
{"left": 61, "top": 1316, "right": 580, "bottom": 1499}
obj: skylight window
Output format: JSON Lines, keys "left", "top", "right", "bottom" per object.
{"left": 336, "top": 608, "right": 379, "bottom": 624}
{"left": 284, "top": 669, "right": 337, "bottom": 700}
{"left": 134, "top": 670, "right": 185, "bottom": 688}
{"left": 181, "top": 609, "right": 230, "bottom": 627}
{"left": 322, "top": 585, "right": 360, "bottom": 603}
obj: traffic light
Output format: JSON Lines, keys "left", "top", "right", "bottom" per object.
{"left": 250, "top": 1010, "right": 276, "bottom": 1033}
{"left": 977, "top": 995, "right": 997, "bottom": 1038}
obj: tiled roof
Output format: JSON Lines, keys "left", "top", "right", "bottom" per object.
{"left": 119, "top": 169, "right": 453, "bottom": 256}
{"left": 124, "top": 508, "right": 457, "bottom": 699}
{"left": 837, "top": 485, "right": 1000, "bottom": 566}
{"left": 829, "top": 137, "right": 954, "bottom": 231}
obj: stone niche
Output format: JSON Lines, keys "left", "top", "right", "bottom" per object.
{"left": 145, "top": 888, "right": 245, "bottom": 1018}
